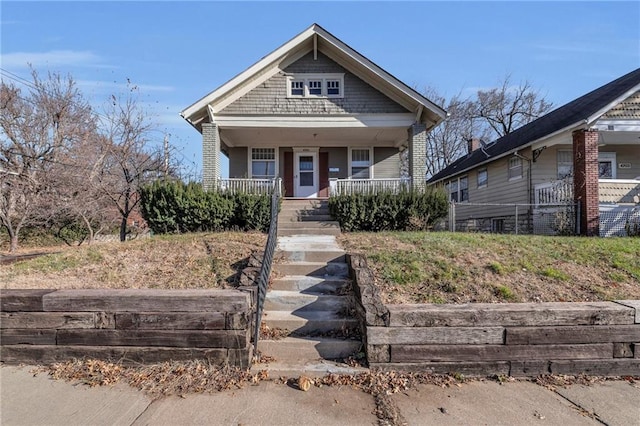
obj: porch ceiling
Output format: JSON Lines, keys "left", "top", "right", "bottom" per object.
{"left": 598, "top": 130, "right": 640, "bottom": 145}
{"left": 220, "top": 126, "right": 408, "bottom": 147}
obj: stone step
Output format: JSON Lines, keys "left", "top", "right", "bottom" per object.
{"left": 264, "top": 291, "right": 351, "bottom": 312}
{"left": 278, "top": 227, "right": 341, "bottom": 237}
{"left": 250, "top": 359, "right": 368, "bottom": 378}
{"left": 270, "top": 276, "right": 351, "bottom": 293}
{"left": 278, "top": 221, "right": 340, "bottom": 229}
{"left": 281, "top": 200, "right": 329, "bottom": 207}
{"left": 280, "top": 205, "right": 329, "bottom": 212}
{"left": 277, "top": 235, "right": 343, "bottom": 251}
{"left": 257, "top": 336, "right": 362, "bottom": 361}
{"left": 278, "top": 214, "right": 333, "bottom": 222}
{"left": 278, "top": 250, "right": 345, "bottom": 263}
{"left": 273, "top": 261, "right": 349, "bottom": 277}
{"left": 262, "top": 310, "right": 358, "bottom": 334}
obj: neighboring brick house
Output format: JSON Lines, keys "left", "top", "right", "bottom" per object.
{"left": 181, "top": 23, "right": 446, "bottom": 198}
{"left": 428, "top": 69, "right": 640, "bottom": 237}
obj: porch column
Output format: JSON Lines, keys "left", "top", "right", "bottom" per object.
{"left": 202, "top": 122, "right": 220, "bottom": 191}
{"left": 573, "top": 129, "right": 599, "bottom": 236}
{"left": 409, "top": 123, "right": 427, "bottom": 190}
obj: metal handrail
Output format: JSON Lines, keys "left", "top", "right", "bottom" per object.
{"left": 252, "top": 177, "right": 281, "bottom": 353}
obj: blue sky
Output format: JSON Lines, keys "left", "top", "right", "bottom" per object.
{"left": 2, "top": 1, "right": 639, "bottom": 178}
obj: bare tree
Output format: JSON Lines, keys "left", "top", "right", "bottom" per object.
{"left": 471, "top": 74, "right": 554, "bottom": 139}
{"left": 423, "top": 89, "right": 477, "bottom": 178}
{"left": 422, "top": 76, "right": 553, "bottom": 178}
{"left": 95, "top": 84, "right": 163, "bottom": 242}
{"left": 0, "top": 70, "right": 95, "bottom": 252}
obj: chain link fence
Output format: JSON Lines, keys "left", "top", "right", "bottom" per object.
{"left": 600, "top": 205, "right": 640, "bottom": 237}
{"left": 447, "top": 202, "right": 579, "bottom": 236}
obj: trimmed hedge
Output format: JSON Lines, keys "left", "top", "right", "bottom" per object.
{"left": 328, "top": 189, "right": 448, "bottom": 232}
{"left": 140, "top": 180, "right": 271, "bottom": 234}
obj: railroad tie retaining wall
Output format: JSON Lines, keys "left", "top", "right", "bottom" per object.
{"left": 347, "top": 254, "right": 640, "bottom": 377}
{"left": 0, "top": 289, "right": 253, "bottom": 368}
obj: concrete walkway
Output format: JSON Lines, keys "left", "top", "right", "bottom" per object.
{"left": 2, "top": 365, "right": 639, "bottom": 425}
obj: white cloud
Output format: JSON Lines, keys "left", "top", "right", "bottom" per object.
{"left": 1, "top": 50, "right": 107, "bottom": 69}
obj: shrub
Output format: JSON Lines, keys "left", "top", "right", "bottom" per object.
{"left": 328, "top": 188, "right": 448, "bottom": 232}
{"left": 140, "top": 180, "right": 269, "bottom": 234}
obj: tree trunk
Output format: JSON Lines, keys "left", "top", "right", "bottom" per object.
{"left": 9, "top": 233, "right": 18, "bottom": 253}
{"left": 119, "top": 217, "right": 127, "bottom": 242}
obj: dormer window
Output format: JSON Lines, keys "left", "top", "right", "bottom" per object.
{"left": 290, "top": 80, "right": 304, "bottom": 96}
{"left": 287, "top": 73, "right": 344, "bottom": 98}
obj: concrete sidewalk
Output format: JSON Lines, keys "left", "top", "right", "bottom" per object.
{"left": 2, "top": 365, "right": 639, "bottom": 425}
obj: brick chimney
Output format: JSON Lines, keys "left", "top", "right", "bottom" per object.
{"left": 467, "top": 138, "right": 481, "bottom": 154}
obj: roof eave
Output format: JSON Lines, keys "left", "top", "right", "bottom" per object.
{"left": 182, "top": 23, "right": 447, "bottom": 127}
{"left": 428, "top": 120, "right": 590, "bottom": 185}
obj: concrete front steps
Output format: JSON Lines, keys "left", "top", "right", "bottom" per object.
{"left": 253, "top": 199, "right": 363, "bottom": 376}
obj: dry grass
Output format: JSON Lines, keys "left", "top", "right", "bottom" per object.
{"left": 339, "top": 231, "right": 640, "bottom": 304}
{"left": 1, "top": 232, "right": 266, "bottom": 289}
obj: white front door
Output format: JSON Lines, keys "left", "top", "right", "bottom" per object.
{"left": 294, "top": 151, "right": 318, "bottom": 198}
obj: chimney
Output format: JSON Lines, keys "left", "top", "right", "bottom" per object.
{"left": 467, "top": 138, "right": 481, "bottom": 154}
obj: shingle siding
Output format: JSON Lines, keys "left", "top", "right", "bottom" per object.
{"left": 220, "top": 52, "right": 409, "bottom": 115}
{"left": 602, "top": 91, "right": 640, "bottom": 119}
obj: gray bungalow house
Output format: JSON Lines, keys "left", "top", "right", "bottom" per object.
{"left": 181, "top": 24, "right": 446, "bottom": 198}
{"left": 428, "top": 68, "right": 640, "bottom": 237}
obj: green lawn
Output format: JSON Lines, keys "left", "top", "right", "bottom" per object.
{"left": 339, "top": 232, "right": 640, "bottom": 304}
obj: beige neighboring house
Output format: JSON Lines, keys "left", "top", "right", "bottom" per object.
{"left": 181, "top": 23, "right": 446, "bottom": 198}
{"left": 428, "top": 69, "right": 640, "bottom": 237}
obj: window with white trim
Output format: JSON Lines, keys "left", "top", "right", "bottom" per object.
{"left": 477, "top": 169, "right": 488, "bottom": 188}
{"left": 308, "top": 80, "right": 322, "bottom": 96}
{"left": 251, "top": 148, "right": 276, "bottom": 179}
{"left": 286, "top": 73, "right": 344, "bottom": 98}
{"left": 508, "top": 157, "right": 523, "bottom": 180}
{"left": 350, "top": 148, "right": 371, "bottom": 179}
{"left": 598, "top": 152, "right": 617, "bottom": 179}
{"left": 290, "top": 80, "right": 304, "bottom": 96}
{"left": 557, "top": 150, "right": 573, "bottom": 179}
{"left": 447, "top": 176, "right": 468, "bottom": 202}
{"left": 327, "top": 79, "right": 341, "bottom": 96}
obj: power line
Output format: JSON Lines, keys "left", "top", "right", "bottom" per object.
{"left": 1, "top": 68, "right": 172, "bottom": 137}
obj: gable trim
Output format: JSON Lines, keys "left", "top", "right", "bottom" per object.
{"left": 181, "top": 24, "right": 446, "bottom": 129}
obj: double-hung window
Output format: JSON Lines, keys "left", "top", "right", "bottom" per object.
{"left": 557, "top": 150, "right": 573, "bottom": 179}
{"left": 447, "top": 176, "right": 468, "bottom": 202}
{"left": 287, "top": 74, "right": 344, "bottom": 98}
{"left": 251, "top": 148, "right": 276, "bottom": 179}
{"left": 350, "top": 148, "right": 371, "bottom": 179}
{"left": 508, "top": 157, "right": 523, "bottom": 180}
{"left": 477, "top": 169, "right": 488, "bottom": 188}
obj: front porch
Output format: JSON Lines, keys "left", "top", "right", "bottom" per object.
{"left": 215, "top": 177, "right": 412, "bottom": 197}
{"left": 534, "top": 179, "right": 640, "bottom": 206}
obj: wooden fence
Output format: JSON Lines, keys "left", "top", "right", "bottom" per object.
{"left": 0, "top": 289, "right": 253, "bottom": 367}
{"left": 347, "top": 254, "right": 640, "bottom": 376}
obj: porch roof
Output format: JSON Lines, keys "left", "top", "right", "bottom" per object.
{"left": 181, "top": 23, "right": 446, "bottom": 132}
{"left": 429, "top": 68, "right": 640, "bottom": 184}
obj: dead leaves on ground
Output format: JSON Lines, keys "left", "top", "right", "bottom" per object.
{"left": 37, "top": 359, "right": 269, "bottom": 395}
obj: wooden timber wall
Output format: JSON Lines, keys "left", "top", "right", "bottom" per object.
{"left": 0, "top": 289, "right": 253, "bottom": 368}
{"left": 347, "top": 254, "right": 640, "bottom": 377}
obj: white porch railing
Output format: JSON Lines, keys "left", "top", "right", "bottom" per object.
{"left": 329, "top": 178, "right": 411, "bottom": 196}
{"left": 534, "top": 178, "right": 640, "bottom": 205}
{"left": 217, "top": 178, "right": 282, "bottom": 195}
{"left": 534, "top": 179, "right": 574, "bottom": 205}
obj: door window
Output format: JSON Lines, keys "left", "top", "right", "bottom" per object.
{"left": 299, "top": 156, "right": 314, "bottom": 186}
